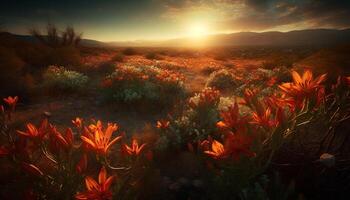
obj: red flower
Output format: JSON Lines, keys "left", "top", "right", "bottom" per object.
{"left": 204, "top": 140, "right": 226, "bottom": 159}
{"left": 75, "top": 167, "right": 114, "bottom": 200}
{"left": 156, "top": 120, "right": 170, "bottom": 129}
{"left": 72, "top": 117, "right": 83, "bottom": 128}
{"left": 81, "top": 121, "right": 122, "bottom": 155}
{"left": 17, "top": 119, "right": 48, "bottom": 140}
{"left": 224, "top": 133, "right": 255, "bottom": 160}
{"left": 217, "top": 102, "right": 247, "bottom": 133}
{"left": 124, "top": 139, "right": 146, "bottom": 156}
{"left": 251, "top": 108, "right": 278, "bottom": 128}
{"left": 279, "top": 70, "right": 326, "bottom": 109}
{"left": 3, "top": 96, "right": 18, "bottom": 111}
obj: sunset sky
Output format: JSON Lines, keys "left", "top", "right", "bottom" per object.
{"left": 1, "top": 0, "right": 350, "bottom": 42}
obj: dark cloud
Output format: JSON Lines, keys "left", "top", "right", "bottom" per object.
{"left": 216, "top": 0, "right": 350, "bottom": 30}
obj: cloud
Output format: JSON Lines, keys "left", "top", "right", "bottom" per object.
{"left": 161, "top": 0, "right": 350, "bottom": 31}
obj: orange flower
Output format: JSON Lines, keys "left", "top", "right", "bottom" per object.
{"left": 3, "top": 96, "right": 18, "bottom": 111}
{"left": 251, "top": 108, "right": 277, "bottom": 128}
{"left": 17, "top": 119, "right": 48, "bottom": 140}
{"left": 124, "top": 139, "right": 146, "bottom": 156}
{"left": 81, "top": 122, "right": 122, "bottom": 155}
{"left": 204, "top": 140, "right": 226, "bottom": 159}
{"left": 75, "top": 167, "right": 114, "bottom": 200}
{"left": 224, "top": 133, "right": 255, "bottom": 160}
{"left": 279, "top": 70, "right": 326, "bottom": 108}
{"left": 189, "top": 87, "right": 220, "bottom": 109}
{"left": 72, "top": 117, "right": 83, "bottom": 128}
{"left": 49, "top": 125, "right": 74, "bottom": 150}
{"left": 156, "top": 120, "right": 170, "bottom": 129}
{"left": 217, "top": 102, "right": 247, "bottom": 133}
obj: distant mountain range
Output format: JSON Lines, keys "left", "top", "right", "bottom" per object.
{"left": 2, "top": 28, "right": 350, "bottom": 47}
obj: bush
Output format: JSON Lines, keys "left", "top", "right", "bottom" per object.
{"left": 111, "top": 53, "right": 125, "bottom": 62}
{"left": 101, "top": 65, "right": 186, "bottom": 110}
{"left": 206, "top": 69, "right": 237, "bottom": 92}
{"left": 122, "top": 48, "right": 138, "bottom": 55}
{"left": 145, "top": 52, "right": 160, "bottom": 60}
{"left": 42, "top": 65, "right": 89, "bottom": 94}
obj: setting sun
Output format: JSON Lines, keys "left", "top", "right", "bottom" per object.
{"left": 188, "top": 22, "right": 209, "bottom": 38}
{"left": 1, "top": 0, "right": 350, "bottom": 199}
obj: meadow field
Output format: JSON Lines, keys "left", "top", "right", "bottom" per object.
{"left": 0, "top": 29, "right": 350, "bottom": 200}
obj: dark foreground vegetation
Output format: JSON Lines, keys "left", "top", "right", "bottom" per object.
{"left": 0, "top": 25, "right": 350, "bottom": 200}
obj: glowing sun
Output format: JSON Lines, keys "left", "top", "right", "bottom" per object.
{"left": 188, "top": 22, "right": 209, "bottom": 38}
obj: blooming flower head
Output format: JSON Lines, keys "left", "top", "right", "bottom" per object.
{"left": 75, "top": 167, "right": 114, "bottom": 200}
{"left": 124, "top": 139, "right": 146, "bottom": 156}
{"left": 17, "top": 119, "right": 48, "bottom": 140}
{"left": 204, "top": 140, "right": 226, "bottom": 159}
{"left": 49, "top": 125, "right": 74, "bottom": 150}
{"left": 279, "top": 70, "right": 326, "bottom": 109}
{"left": 224, "top": 133, "right": 256, "bottom": 160}
{"left": 156, "top": 120, "right": 170, "bottom": 130}
{"left": 72, "top": 117, "right": 83, "bottom": 128}
{"left": 81, "top": 121, "right": 122, "bottom": 155}
{"left": 217, "top": 101, "right": 247, "bottom": 133}
{"left": 251, "top": 108, "right": 278, "bottom": 128}
{"left": 189, "top": 87, "right": 220, "bottom": 109}
{"left": 3, "top": 96, "right": 18, "bottom": 111}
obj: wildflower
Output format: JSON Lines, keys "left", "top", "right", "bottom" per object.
{"left": 279, "top": 70, "right": 326, "bottom": 108}
{"left": 81, "top": 122, "right": 122, "bottom": 155}
{"left": 75, "top": 167, "right": 114, "bottom": 200}
{"left": 17, "top": 119, "right": 48, "bottom": 140}
{"left": 224, "top": 133, "right": 255, "bottom": 160}
{"left": 251, "top": 108, "right": 278, "bottom": 128}
{"left": 156, "top": 120, "right": 170, "bottom": 129}
{"left": 72, "top": 117, "right": 83, "bottom": 128}
{"left": 88, "top": 120, "right": 103, "bottom": 132}
{"left": 49, "top": 125, "right": 74, "bottom": 150}
{"left": 189, "top": 87, "right": 220, "bottom": 109}
{"left": 204, "top": 140, "right": 226, "bottom": 159}
{"left": 3, "top": 96, "right": 18, "bottom": 111}
{"left": 124, "top": 139, "right": 146, "bottom": 156}
{"left": 217, "top": 102, "right": 247, "bottom": 132}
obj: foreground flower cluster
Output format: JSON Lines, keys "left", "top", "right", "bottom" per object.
{"left": 0, "top": 70, "right": 349, "bottom": 199}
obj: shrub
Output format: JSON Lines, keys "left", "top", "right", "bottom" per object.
{"left": 145, "top": 52, "right": 160, "bottom": 60}
{"left": 122, "top": 48, "right": 138, "bottom": 55}
{"left": 206, "top": 69, "right": 237, "bottom": 92}
{"left": 101, "top": 65, "right": 186, "bottom": 110}
{"left": 111, "top": 52, "right": 125, "bottom": 62}
{"left": 42, "top": 65, "right": 89, "bottom": 94}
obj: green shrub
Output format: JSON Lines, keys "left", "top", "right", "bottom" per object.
{"left": 206, "top": 69, "right": 237, "bottom": 92}
{"left": 101, "top": 65, "right": 186, "bottom": 110}
{"left": 42, "top": 65, "right": 89, "bottom": 94}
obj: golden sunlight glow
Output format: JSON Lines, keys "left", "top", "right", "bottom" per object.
{"left": 187, "top": 22, "right": 209, "bottom": 38}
